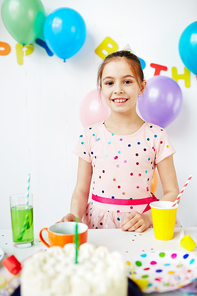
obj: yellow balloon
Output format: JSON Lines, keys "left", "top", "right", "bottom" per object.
{"left": 151, "top": 170, "right": 158, "bottom": 193}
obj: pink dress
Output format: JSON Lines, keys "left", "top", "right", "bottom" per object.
{"left": 73, "top": 122, "right": 177, "bottom": 229}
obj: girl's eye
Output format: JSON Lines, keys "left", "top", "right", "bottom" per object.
{"left": 124, "top": 80, "right": 132, "bottom": 84}
{"left": 106, "top": 81, "right": 113, "bottom": 86}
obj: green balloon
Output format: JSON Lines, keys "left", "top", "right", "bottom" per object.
{"left": 1, "top": 0, "right": 45, "bottom": 45}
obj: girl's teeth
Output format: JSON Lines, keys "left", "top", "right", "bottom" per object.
{"left": 114, "top": 99, "right": 126, "bottom": 102}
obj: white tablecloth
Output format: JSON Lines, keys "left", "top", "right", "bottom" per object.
{"left": 1, "top": 227, "right": 197, "bottom": 295}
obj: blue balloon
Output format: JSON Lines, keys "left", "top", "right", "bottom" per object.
{"left": 43, "top": 8, "right": 86, "bottom": 60}
{"left": 179, "top": 21, "right": 197, "bottom": 75}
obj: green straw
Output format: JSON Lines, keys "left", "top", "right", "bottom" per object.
{"left": 17, "top": 174, "right": 31, "bottom": 241}
{"left": 74, "top": 217, "right": 79, "bottom": 264}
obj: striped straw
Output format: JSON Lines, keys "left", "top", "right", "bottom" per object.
{"left": 17, "top": 174, "right": 31, "bottom": 241}
{"left": 172, "top": 175, "right": 192, "bottom": 207}
{"left": 26, "top": 174, "right": 30, "bottom": 208}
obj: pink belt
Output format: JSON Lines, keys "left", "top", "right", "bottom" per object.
{"left": 92, "top": 194, "right": 159, "bottom": 213}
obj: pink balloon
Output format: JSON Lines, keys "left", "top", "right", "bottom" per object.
{"left": 80, "top": 89, "right": 111, "bottom": 128}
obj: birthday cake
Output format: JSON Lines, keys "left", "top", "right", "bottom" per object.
{"left": 21, "top": 243, "right": 128, "bottom": 296}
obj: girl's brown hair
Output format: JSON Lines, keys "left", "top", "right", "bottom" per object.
{"left": 97, "top": 50, "right": 144, "bottom": 88}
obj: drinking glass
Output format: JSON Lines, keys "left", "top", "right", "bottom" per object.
{"left": 10, "top": 193, "right": 34, "bottom": 248}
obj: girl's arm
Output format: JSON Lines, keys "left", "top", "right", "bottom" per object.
{"left": 59, "top": 157, "right": 92, "bottom": 222}
{"left": 139, "top": 154, "right": 179, "bottom": 229}
{"left": 157, "top": 154, "right": 179, "bottom": 202}
{"left": 121, "top": 154, "right": 179, "bottom": 232}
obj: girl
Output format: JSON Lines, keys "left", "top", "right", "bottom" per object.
{"left": 59, "top": 48, "right": 179, "bottom": 232}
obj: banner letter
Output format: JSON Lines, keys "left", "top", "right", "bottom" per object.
{"left": 172, "top": 67, "right": 190, "bottom": 88}
{"left": 16, "top": 44, "right": 34, "bottom": 65}
{"left": 0, "top": 41, "right": 11, "bottom": 56}
{"left": 95, "top": 37, "right": 119, "bottom": 59}
{"left": 150, "top": 63, "right": 168, "bottom": 76}
{"left": 35, "top": 38, "right": 54, "bottom": 56}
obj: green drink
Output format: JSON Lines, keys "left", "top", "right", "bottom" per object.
{"left": 11, "top": 205, "right": 34, "bottom": 243}
{"left": 10, "top": 193, "right": 34, "bottom": 247}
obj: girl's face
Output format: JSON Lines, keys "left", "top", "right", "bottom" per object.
{"left": 101, "top": 59, "right": 146, "bottom": 115}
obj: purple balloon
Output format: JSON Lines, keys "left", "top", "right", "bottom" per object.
{"left": 138, "top": 76, "right": 183, "bottom": 128}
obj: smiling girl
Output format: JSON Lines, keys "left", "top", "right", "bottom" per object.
{"left": 59, "top": 48, "right": 179, "bottom": 232}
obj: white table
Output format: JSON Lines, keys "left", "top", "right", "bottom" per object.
{"left": 1, "top": 227, "right": 197, "bottom": 295}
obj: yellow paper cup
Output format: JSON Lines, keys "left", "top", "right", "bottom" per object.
{"left": 180, "top": 234, "right": 196, "bottom": 251}
{"left": 150, "top": 201, "right": 178, "bottom": 240}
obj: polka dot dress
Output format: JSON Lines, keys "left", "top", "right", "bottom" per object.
{"left": 73, "top": 122, "right": 176, "bottom": 229}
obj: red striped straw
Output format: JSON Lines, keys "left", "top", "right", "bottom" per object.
{"left": 172, "top": 175, "right": 192, "bottom": 207}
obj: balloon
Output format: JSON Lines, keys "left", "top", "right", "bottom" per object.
{"left": 151, "top": 170, "right": 158, "bottom": 194}
{"left": 43, "top": 8, "right": 86, "bottom": 60}
{"left": 80, "top": 89, "right": 111, "bottom": 128}
{"left": 1, "top": 0, "right": 45, "bottom": 45}
{"left": 179, "top": 21, "right": 197, "bottom": 75}
{"left": 138, "top": 76, "right": 183, "bottom": 128}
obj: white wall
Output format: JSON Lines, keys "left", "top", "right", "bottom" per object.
{"left": 0, "top": 0, "right": 197, "bottom": 230}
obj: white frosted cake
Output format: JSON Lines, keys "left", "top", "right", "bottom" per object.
{"left": 21, "top": 243, "right": 128, "bottom": 296}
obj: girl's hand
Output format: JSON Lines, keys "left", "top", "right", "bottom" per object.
{"left": 58, "top": 213, "right": 77, "bottom": 223}
{"left": 120, "top": 211, "right": 150, "bottom": 232}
